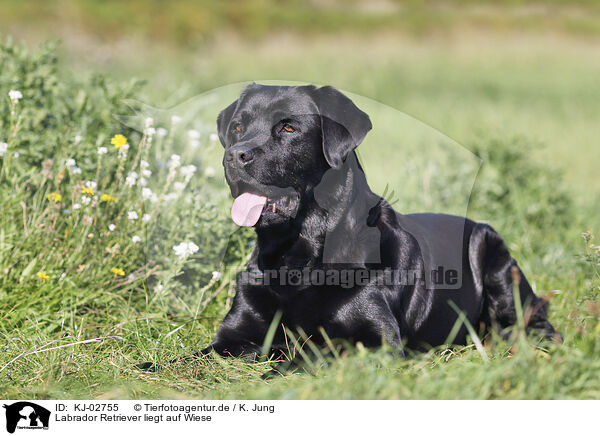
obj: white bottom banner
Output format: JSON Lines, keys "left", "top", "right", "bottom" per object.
{"left": 0, "top": 400, "right": 596, "bottom": 435}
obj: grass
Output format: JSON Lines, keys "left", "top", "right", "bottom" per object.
{"left": 1, "top": 14, "right": 600, "bottom": 399}
{"left": 4, "top": 0, "right": 600, "bottom": 45}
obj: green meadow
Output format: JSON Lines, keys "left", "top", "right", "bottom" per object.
{"left": 1, "top": 1, "right": 599, "bottom": 399}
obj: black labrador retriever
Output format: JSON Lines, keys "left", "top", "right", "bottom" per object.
{"left": 202, "top": 83, "right": 560, "bottom": 362}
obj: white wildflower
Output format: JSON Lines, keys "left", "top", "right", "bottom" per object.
{"left": 209, "top": 133, "right": 219, "bottom": 142}
{"left": 212, "top": 271, "right": 222, "bottom": 281}
{"left": 145, "top": 117, "right": 154, "bottom": 128}
{"left": 71, "top": 166, "right": 82, "bottom": 175}
{"left": 138, "top": 177, "right": 147, "bottom": 186}
{"left": 127, "top": 211, "right": 138, "bottom": 220}
{"left": 73, "top": 203, "right": 82, "bottom": 210}
{"left": 168, "top": 154, "right": 181, "bottom": 170}
{"left": 65, "top": 158, "right": 76, "bottom": 168}
{"left": 108, "top": 224, "right": 116, "bottom": 231}
{"left": 140, "top": 160, "right": 150, "bottom": 169}
{"left": 141, "top": 188, "right": 154, "bottom": 200}
{"left": 173, "top": 181, "right": 186, "bottom": 192}
{"left": 8, "top": 90, "right": 23, "bottom": 103}
{"left": 171, "top": 115, "right": 182, "bottom": 125}
{"left": 157, "top": 127, "right": 168, "bottom": 137}
{"left": 74, "top": 135, "right": 83, "bottom": 145}
{"left": 180, "top": 164, "right": 197, "bottom": 179}
{"left": 204, "top": 166, "right": 216, "bottom": 178}
{"left": 118, "top": 143, "right": 130, "bottom": 160}
{"left": 81, "top": 196, "right": 91, "bottom": 205}
{"left": 97, "top": 146, "right": 108, "bottom": 155}
{"left": 142, "top": 213, "right": 151, "bottom": 223}
{"left": 173, "top": 241, "right": 199, "bottom": 259}
{"left": 146, "top": 127, "right": 156, "bottom": 137}
{"left": 190, "top": 139, "right": 200, "bottom": 149}
{"left": 141, "top": 188, "right": 158, "bottom": 203}
{"left": 85, "top": 180, "right": 97, "bottom": 190}
{"left": 163, "top": 193, "right": 180, "bottom": 202}
{"left": 142, "top": 169, "right": 152, "bottom": 178}
{"left": 125, "top": 171, "right": 138, "bottom": 187}
{"left": 13, "top": 152, "right": 19, "bottom": 158}
{"left": 0, "top": 142, "right": 7, "bottom": 156}
{"left": 187, "top": 129, "right": 200, "bottom": 140}
{"left": 132, "top": 235, "right": 141, "bottom": 243}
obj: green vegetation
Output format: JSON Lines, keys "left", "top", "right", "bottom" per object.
{"left": 0, "top": 1, "right": 599, "bottom": 398}
{"left": 3, "top": 0, "right": 600, "bottom": 44}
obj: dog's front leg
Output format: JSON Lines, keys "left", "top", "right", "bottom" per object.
{"left": 197, "top": 285, "right": 273, "bottom": 361}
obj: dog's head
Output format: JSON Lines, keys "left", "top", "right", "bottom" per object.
{"left": 217, "top": 83, "right": 372, "bottom": 228}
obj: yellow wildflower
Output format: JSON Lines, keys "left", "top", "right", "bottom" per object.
{"left": 111, "top": 134, "right": 128, "bottom": 150}
{"left": 111, "top": 267, "right": 125, "bottom": 276}
{"left": 82, "top": 186, "right": 95, "bottom": 196}
{"left": 100, "top": 193, "right": 117, "bottom": 203}
{"left": 36, "top": 272, "right": 50, "bottom": 281}
{"left": 46, "top": 192, "right": 62, "bottom": 202}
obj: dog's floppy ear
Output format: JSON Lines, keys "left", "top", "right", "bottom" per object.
{"left": 216, "top": 99, "right": 238, "bottom": 147}
{"left": 312, "top": 86, "right": 372, "bottom": 169}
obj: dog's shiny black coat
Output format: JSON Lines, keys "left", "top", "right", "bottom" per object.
{"left": 203, "top": 84, "right": 559, "bottom": 358}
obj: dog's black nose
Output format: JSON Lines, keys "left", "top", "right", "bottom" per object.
{"left": 226, "top": 145, "right": 254, "bottom": 165}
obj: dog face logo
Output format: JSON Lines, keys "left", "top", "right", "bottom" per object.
{"left": 3, "top": 402, "right": 50, "bottom": 433}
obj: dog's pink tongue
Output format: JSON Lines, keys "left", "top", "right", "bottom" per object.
{"left": 231, "top": 193, "right": 267, "bottom": 226}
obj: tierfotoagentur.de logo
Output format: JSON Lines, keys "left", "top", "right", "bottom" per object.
{"left": 2, "top": 402, "right": 50, "bottom": 434}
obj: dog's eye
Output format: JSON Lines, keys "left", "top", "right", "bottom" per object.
{"left": 281, "top": 125, "right": 295, "bottom": 133}
{"left": 232, "top": 124, "right": 243, "bottom": 134}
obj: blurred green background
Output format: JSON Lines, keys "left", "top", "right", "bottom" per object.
{"left": 2, "top": 0, "right": 599, "bottom": 200}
